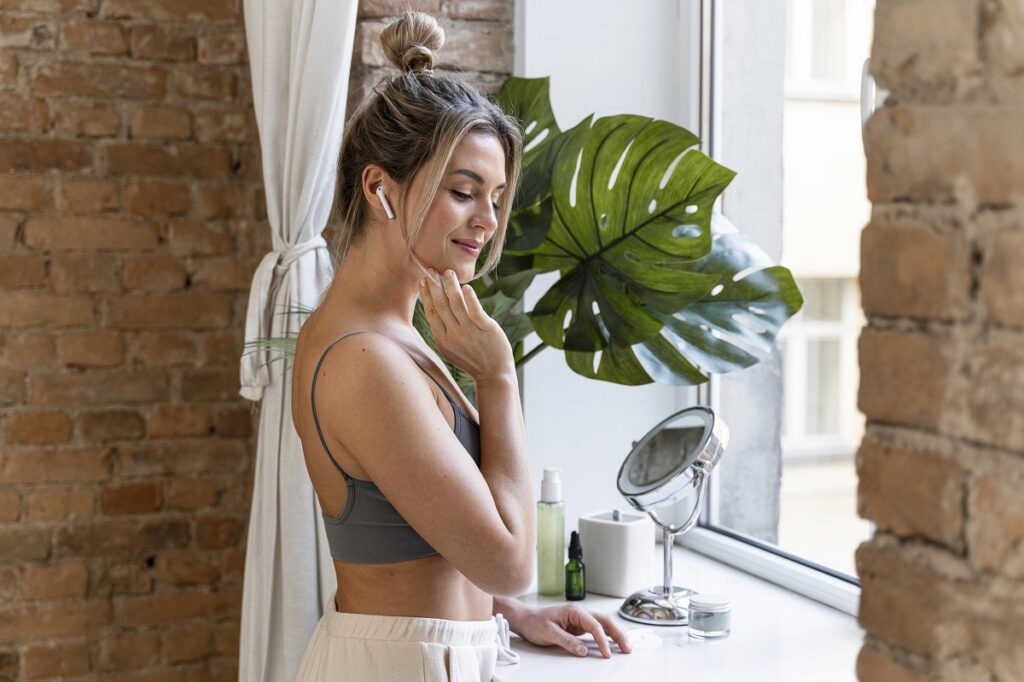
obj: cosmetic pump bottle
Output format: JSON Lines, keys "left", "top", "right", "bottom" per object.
{"left": 565, "top": 530, "right": 585, "bottom": 600}
{"left": 537, "top": 468, "right": 565, "bottom": 596}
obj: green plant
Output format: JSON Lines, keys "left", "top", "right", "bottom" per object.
{"left": 246, "top": 76, "right": 803, "bottom": 407}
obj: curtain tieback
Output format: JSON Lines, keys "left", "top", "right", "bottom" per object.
{"left": 240, "top": 235, "right": 329, "bottom": 401}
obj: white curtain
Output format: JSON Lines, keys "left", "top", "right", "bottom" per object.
{"left": 238, "top": 2, "right": 358, "bottom": 681}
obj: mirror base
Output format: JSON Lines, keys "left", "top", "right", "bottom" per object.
{"left": 618, "top": 585, "right": 696, "bottom": 626}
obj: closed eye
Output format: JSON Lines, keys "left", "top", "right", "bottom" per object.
{"left": 450, "top": 189, "right": 500, "bottom": 211}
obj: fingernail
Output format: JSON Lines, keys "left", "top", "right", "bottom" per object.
{"left": 576, "top": 644, "right": 587, "bottom": 656}
{"left": 427, "top": 268, "right": 437, "bottom": 277}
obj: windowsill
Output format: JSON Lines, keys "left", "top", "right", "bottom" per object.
{"left": 503, "top": 543, "right": 863, "bottom": 681}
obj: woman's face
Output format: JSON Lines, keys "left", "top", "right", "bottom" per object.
{"left": 407, "top": 131, "right": 508, "bottom": 283}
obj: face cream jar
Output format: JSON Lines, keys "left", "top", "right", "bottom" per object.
{"left": 688, "top": 594, "right": 731, "bottom": 639}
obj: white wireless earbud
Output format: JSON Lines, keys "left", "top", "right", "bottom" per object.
{"left": 375, "top": 185, "right": 396, "bottom": 220}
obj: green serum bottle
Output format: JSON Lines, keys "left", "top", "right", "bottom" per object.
{"left": 537, "top": 468, "right": 565, "bottom": 596}
{"left": 565, "top": 530, "right": 585, "bottom": 600}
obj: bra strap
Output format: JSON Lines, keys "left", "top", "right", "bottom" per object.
{"left": 310, "top": 331, "right": 369, "bottom": 480}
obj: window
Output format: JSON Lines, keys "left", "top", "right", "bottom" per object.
{"left": 685, "top": 0, "right": 875, "bottom": 614}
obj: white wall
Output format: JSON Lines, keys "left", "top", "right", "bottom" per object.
{"left": 514, "top": 0, "right": 704, "bottom": 570}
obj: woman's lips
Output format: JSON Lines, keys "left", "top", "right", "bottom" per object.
{"left": 452, "top": 239, "right": 481, "bottom": 257}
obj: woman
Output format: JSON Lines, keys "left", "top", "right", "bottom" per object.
{"left": 289, "top": 10, "right": 632, "bottom": 682}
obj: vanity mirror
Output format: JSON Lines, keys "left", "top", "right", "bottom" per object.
{"left": 616, "top": 406, "right": 729, "bottom": 626}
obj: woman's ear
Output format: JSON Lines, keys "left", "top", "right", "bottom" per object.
{"left": 360, "top": 164, "right": 394, "bottom": 217}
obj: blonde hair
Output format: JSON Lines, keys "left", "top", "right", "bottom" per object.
{"left": 334, "top": 10, "right": 523, "bottom": 280}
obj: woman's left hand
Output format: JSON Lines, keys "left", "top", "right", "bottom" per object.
{"left": 513, "top": 603, "right": 633, "bottom": 658}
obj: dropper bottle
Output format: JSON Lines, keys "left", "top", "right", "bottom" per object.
{"left": 565, "top": 530, "right": 585, "bottom": 600}
{"left": 537, "top": 468, "right": 565, "bottom": 596}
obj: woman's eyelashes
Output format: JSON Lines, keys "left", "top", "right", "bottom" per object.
{"left": 449, "top": 189, "right": 500, "bottom": 211}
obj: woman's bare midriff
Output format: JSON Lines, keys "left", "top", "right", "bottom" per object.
{"left": 294, "top": 323, "right": 494, "bottom": 622}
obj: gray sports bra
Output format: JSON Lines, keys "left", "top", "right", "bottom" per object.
{"left": 310, "top": 330, "right": 481, "bottom": 564}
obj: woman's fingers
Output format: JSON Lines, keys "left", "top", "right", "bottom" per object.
{"left": 461, "top": 283, "right": 490, "bottom": 331}
{"left": 419, "top": 277, "right": 447, "bottom": 337}
{"left": 569, "top": 610, "right": 613, "bottom": 658}
{"left": 424, "top": 271, "right": 458, "bottom": 332}
{"left": 440, "top": 269, "right": 471, "bottom": 323}
{"left": 591, "top": 612, "right": 632, "bottom": 654}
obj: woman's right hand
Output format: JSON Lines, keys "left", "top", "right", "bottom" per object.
{"left": 419, "top": 268, "right": 514, "bottom": 384}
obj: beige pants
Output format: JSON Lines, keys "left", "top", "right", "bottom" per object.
{"left": 293, "top": 593, "right": 520, "bottom": 682}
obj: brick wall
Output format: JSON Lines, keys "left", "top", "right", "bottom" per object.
{"left": 857, "top": 1, "right": 1024, "bottom": 680}
{"left": 0, "top": 0, "right": 512, "bottom": 680}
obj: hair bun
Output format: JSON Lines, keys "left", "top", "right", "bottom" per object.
{"left": 380, "top": 11, "right": 445, "bottom": 75}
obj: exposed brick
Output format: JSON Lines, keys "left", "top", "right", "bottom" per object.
{"left": 856, "top": 645, "right": 931, "bottom": 682}
{"left": 24, "top": 639, "right": 92, "bottom": 678}
{"left": 52, "top": 99, "right": 120, "bottom": 137}
{"left": 131, "top": 331, "right": 197, "bottom": 366}
{"left": 0, "top": 369, "right": 26, "bottom": 405}
{"left": 0, "top": 255, "right": 46, "bottom": 287}
{"left": 125, "top": 180, "right": 191, "bottom": 217}
{"left": 129, "top": 24, "right": 194, "bottom": 61}
{"left": 0, "top": 526, "right": 50, "bottom": 562}
{"left": 56, "top": 518, "right": 189, "bottom": 556}
{"left": 982, "top": 0, "right": 1024, "bottom": 77}
{"left": 0, "top": 332, "right": 54, "bottom": 367}
{"left": 4, "top": 410, "right": 72, "bottom": 445}
{"left": 78, "top": 410, "right": 145, "bottom": 442}
{"left": 130, "top": 106, "right": 192, "bottom": 140}
{"left": 49, "top": 254, "right": 122, "bottom": 292}
{"left": 114, "top": 589, "right": 240, "bottom": 627}
{"left": 0, "top": 0, "right": 99, "bottom": 10}
{"left": 29, "top": 370, "right": 169, "bottom": 405}
{"left": 865, "top": 105, "right": 1024, "bottom": 205}
{"left": 858, "top": 329, "right": 954, "bottom": 431}
{"left": 194, "top": 106, "right": 250, "bottom": 143}
{"left": 33, "top": 60, "right": 166, "bottom": 99}
{"left": 0, "top": 174, "right": 48, "bottom": 211}
{"left": 0, "top": 52, "right": 16, "bottom": 87}
{"left": 857, "top": 435, "right": 964, "bottom": 548}
{"left": 118, "top": 439, "right": 247, "bottom": 477}
{"left": 123, "top": 254, "right": 188, "bottom": 290}
{"left": 0, "top": 94, "right": 48, "bottom": 133}
{"left": 214, "top": 407, "right": 251, "bottom": 438}
{"left": 0, "top": 16, "right": 56, "bottom": 50}
{"left": 357, "top": 0, "right": 440, "bottom": 19}
{"left": 181, "top": 369, "right": 238, "bottom": 402}
{"left": 106, "top": 143, "right": 232, "bottom": 179}
{"left": 25, "top": 486, "right": 93, "bottom": 520}
{"left": 24, "top": 216, "right": 158, "bottom": 252}
{"left": 870, "top": 0, "right": 981, "bottom": 98}
{"left": 61, "top": 18, "right": 127, "bottom": 56}
{"left": 165, "top": 477, "right": 219, "bottom": 510}
{"left": 948, "top": 337, "right": 1024, "bottom": 451}
{"left": 448, "top": 0, "right": 512, "bottom": 21}
{"left": 104, "top": 294, "right": 233, "bottom": 329}
{"left": 98, "top": 631, "right": 160, "bottom": 670}
{"left": 167, "top": 220, "right": 232, "bottom": 255}
{"left": 201, "top": 332, "right": 242, "bottom": 367}
{"left": 0, "top": 139, "right": 92, "bottom": 172}
{"left": 0, "top": 449, "right": 110, "bottom": 484}
{"left": 197, "top": 27, "right": 246, "bottom": 64}
{"left": 21, "top": 561, "right": 88, "bottom": 599}
{"left": 191, "top": 257, "right": 251, "bottom": 291}
{"left": 163, "top": 623, "right": 212, "bottom": 663}
{"left": 0, "top": 600, "right": 110, "bottom": 640}
{"left": 196, "top": 184, "right": 248, "bottom": 219}
{"left": 100, "top": 480, "right": 161, "bottom": 515}
{"left": 173, "top": 66, "right": 237, "bottom": 100}
{"left": 0, "top": 292, "right": 94, "bottom": 328}
{"left": 95, "top": 559, "right": 152, "bottom": 595}
{"left": 149, "top": 404, "right": 212, "bottom": 437}
{"left": 57, "top": 331, "right": 124, "bottom": 367}
{"left": 195, "top": 516, "right": 243, "bottom": 549}
{"left": 103, "top": 0, "right": 240, "bottom": 22}
{"left": 55, "top": 178, "right": 120, "bottom": 213}
{"left": 0, "top": 490, "right": 19, "bottom": 522}
{"left": 968, "top": 468, "right": 1024, "bottom": 579}
{"left": 979, "top": 227, "right": 1024, "bottom": 328}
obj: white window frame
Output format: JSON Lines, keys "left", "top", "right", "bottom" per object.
{"left": 679, "top": 0, "right": 861, "bottom": 618}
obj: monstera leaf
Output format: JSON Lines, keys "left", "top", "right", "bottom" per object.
{"left": 563, "top": 213, "right": 804, "bottom": 385}
{"left": 527, "top": 113, "right": 735, "bottom": 355}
